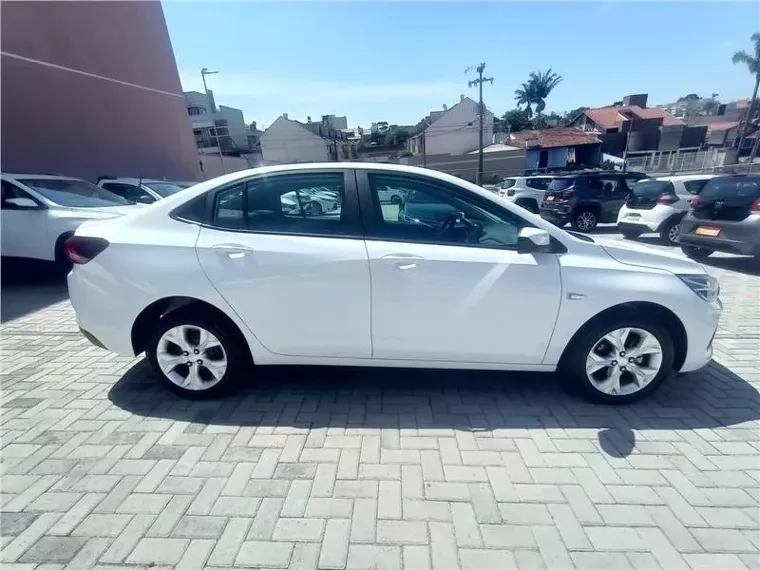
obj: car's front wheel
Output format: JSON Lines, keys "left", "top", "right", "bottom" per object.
{"left": 572, "top": 210, "right": 598, "bottom": 232}
{"left": 681, "top": 245, "right": 713, "bottom": 260}
{"left": 563, "top": 315, "right": 674, "bottom": 404}
{"left": 147, "top": 310, "right": 246, "bottom": 399}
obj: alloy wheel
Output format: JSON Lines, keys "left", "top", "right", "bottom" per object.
{"left": 576, "top": 212, "right": 596, "bottom": 231}
{"left": 668, "top": 223, "right": 680, "bottom": 243}
{"left": 156, "top": 325, "right": 227, "bottom": 391}
{"left": 585, "top": 327, "right": 663, "bottom": 396}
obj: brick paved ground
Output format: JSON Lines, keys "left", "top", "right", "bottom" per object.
{"left": 1, "top": 237, "right": 759, "bottom": 570}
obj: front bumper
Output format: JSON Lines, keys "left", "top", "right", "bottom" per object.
{"left": 679, "top": 298, "right": 722, "bottom": 373}
{"left": 678, "top": 214, "right": 760, "bottom": 256}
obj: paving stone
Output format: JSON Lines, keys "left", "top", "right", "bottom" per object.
{"left": 72, "top": 513, "right": 133, "bottom": 537}
{"left": 319, "top": 518, "right": 351, "bottom": 569}
{"left": 171, "top": 515, "right": 227, "bottom": 538}
{"left": 347, "top": 544, "right": 402, "bottom": 570}
{"left": 0, "top": 512, "right": 38, "bottom": 536}
{"left": 19, "top": 536, "right": 87, "bottom": 563}
{"left": 125, "top": 537, "right": 190, "bottom": 565}
{"left": 236, "top": 540, "right": 293, "bottom": 568}
{"left": 272, "top": 517, "right": 324, "bottom": 542}
{"left": 459, "top": 548, "right": 517, "bottom": 570}
{"left": 377, "top": 520, "right": 428, "bottom": 545}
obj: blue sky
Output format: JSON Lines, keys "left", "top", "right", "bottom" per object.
{"left": 163, "top": 1, "right": 760, "bottom": 129}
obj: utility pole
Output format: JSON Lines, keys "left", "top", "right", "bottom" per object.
{"left": 468, "top": 63, "right": 493, "bottom": 186}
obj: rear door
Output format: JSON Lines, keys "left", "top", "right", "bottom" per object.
{"left": 195, "top": 169, "right": 372, "bottom": 358}
{"left": 599, "top": 177, "right": 627, "bottom": 221}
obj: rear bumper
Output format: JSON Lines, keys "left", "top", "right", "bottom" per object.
{"left": 539, "top": 203, "right": 572, "bottom": 225}
{"left": 678, "top": 214, "right": 760, "bottom": 256}
{"left": 617, "top": 205, "right": 676, "bottom": 232}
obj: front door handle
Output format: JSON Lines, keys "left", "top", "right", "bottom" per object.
{"left": 212, "top": 244, "right": 253, "bottom": 259}
{"left": 381, "top": 254, "right": 425, "bottom": 270}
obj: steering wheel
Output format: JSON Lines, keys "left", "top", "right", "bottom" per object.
{"left": 439, "top": 212, "right": 483, "bottom": 242}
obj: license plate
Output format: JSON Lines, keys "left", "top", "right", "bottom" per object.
{"left": 546, "top": 195, "right": 555, "bottom": 201}
{"left": 627, "top": 213, "right": 641, "bottom": 220}
{"left": 695, "top": 226, "right": 720, "bottom": 237}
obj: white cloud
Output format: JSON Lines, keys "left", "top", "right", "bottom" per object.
{"left": 179, "top": 70, "right": 461, "bottom": 105}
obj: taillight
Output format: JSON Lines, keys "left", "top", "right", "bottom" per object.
{"left": 560, "top": 187, "right": 575, "bottom": 200}
{"left": 64, "top": 236, "right": 109, "bottom": 265}
{"left": 689, "top": 196, "right": 700, "bottom": 211}
{"left": 751, "top": 197, "right": 760, "bottom": 214}
{"left": 657, "top": 193, "right": 678, "bottom": 205}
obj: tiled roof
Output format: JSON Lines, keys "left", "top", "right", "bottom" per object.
{"left": 507, "top": 128, "right": 600, "bottom": 149}
{"left": 584, "top": 106, "right": 683, "bottom": 130}
{"left": 702, "top": 121, "right": 741, "bottom": 133}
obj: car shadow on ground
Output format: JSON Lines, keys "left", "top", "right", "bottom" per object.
{"left": 109, "top": 359, "right": 760, "bottom": 458}
{"left": 702, "top": 255, "right": 760, "bottom": 277}
{"left": 1, "top": 259, "right": 68, "bottom": 323}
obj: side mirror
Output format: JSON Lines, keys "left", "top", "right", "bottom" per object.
{"left": 4, "top": 197, "right": 40, "bottom": 209}
{"left": 516, "top": 227, "right": 551, "bottom": 254}
{"left": 136, "top": 195, "right": 155, "bottom": 204}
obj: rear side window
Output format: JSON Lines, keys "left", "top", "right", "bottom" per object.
{"left": 211, "top": 173, "right": 353, "bottom": 236}
{"left": 548, "top": 179, "right": 574, "bottom": 192}
{"left": 698, "top": 177, "right": 760, "bottom": 201}
{"left": 526, "top": 178, "right": 551, "bottom": 190}
{"left": 500, "top": 179, "right": 516, "bottom": 189}
{"left": 102, "top": 182, "right": 154, "bottom": 204}
{"left": 683, "top": 179, "right": 710, "bottom": 195}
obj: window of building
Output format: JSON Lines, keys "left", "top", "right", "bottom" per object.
{"left": 211, "top": 173, "right": 352, "bottom": 236}
{"left": 188, "top": 106, "right": 207, "bottom": 116}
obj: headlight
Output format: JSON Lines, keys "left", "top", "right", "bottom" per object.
{"left": 678, "top": 274, "right": 720, "bottom": 302}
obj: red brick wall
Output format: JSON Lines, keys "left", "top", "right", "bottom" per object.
{"left": 1, "top": 1, "right": 200, "bottom": 181}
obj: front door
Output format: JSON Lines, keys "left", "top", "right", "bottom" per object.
{"left": 358, "top": 171, "right": 562, "bottom": 364}
{"left": 195, "top": 170, "right": 371, "bottom": 358}
{"left": 600, "top": 177, "right": 627, "bottom": 222}
{"left": 1, "top": 180, "right": 51, "bottom": 261}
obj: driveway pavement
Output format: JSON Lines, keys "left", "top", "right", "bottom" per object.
{"left": 1, "top": 235, "right": 759, "bottom": 570}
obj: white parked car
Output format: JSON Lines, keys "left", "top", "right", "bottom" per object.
{"left": 376, "top": 185, "right": 405, "bottom": 204}
{"left": 617, "top": 175, "right": 716, "bottom": 244}
{"left": 1, "top": 173, "right": 142, "bottom": 268}
{"left": 97, "top": 177, "right": 187, "bottom": 204}
{"left": 499, "top": 176, "right": 556, "bottom": 213}
{"left": 67, "top": 163, "right": 721, "bottom": 404}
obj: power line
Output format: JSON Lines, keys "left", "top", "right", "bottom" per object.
{"left": 467, "top": 63, "right": 494, "bottom": 186}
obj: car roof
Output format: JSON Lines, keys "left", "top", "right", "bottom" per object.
{"left": 649, "top": 174, "right": 717, "bottom": 182}
{"left": 3, "top": 173, "right": 84, "bottom": 181}
{"left": 99, "top": 177, "right": 167, "bottom": 185}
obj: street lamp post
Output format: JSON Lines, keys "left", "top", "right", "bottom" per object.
{"left": 200, "top": 68, "right": 223, "bottom": 172}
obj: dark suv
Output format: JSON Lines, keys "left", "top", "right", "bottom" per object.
{"left": 539, "top": 171, "right": 648, "bottom": 231}
{"left": 677, "top": 175, "right": 760, "bottom": 260}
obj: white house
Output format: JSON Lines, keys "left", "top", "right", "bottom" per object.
{"left": 184, "top": 91, "right": 250, "bottom": 153}
{"left": 260, "top": 115, "right": 355, "bottom": 164}
{"left": 409, "top": 96, "right": 494, "bottom": 156}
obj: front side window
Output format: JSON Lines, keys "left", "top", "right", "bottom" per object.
{"left": 212, "top": 173, "right": 351, "bottom": 236}
{"left": 600, "top": 178, "right": 622, "bottom": 195}
{"left": 17, "top": 178, "right": 130, "bottom": 207}
{"left": 368, "top": 173, "right": 527, "bottom": 248}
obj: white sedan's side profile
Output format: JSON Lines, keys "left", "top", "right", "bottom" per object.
{"left": 1, "top": 173, "right": 142, "bottom": 268}
{"left": 67, "top": 164, "right": 722, "bottom": 404}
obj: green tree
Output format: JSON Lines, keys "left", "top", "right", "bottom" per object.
{"left": 677, "top": 93, "right": 701, "bottom": 102}
{"left": 501, "top": 108, "right": 532, "bottom": 133}
{"left": 514, "top": 69, "right": 563, "bottom": 120}
{"left": 732, "top": 32, "right": 760, "bottom": 154}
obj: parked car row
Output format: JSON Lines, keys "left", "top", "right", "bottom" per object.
{"left": 498, "top": 171, "right": 760, "bottom": 261}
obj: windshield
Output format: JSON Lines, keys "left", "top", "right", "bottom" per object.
{"left": 144, "top": 182, "right": 184, "bottom": 197}
{"left": 698, "top": 177, "right": 760, "bottom": 201}
{"left": 631, "top": 180, "right": 674, "bottom": 196}
{"left": 547, "top": 179, "right": 574, "bottom": 192}
{"left": 18, "top": 178, "right": 131, "bottom": 207}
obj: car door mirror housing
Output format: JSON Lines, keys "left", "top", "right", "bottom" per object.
{"left": 4, "top": 197, "right": 41, "bottom": 209}
{"left": 516, "top": 227, "right": 551, "bottom": 254}
{"left": 136, "top": 195, "right": 155, "bottom": 204}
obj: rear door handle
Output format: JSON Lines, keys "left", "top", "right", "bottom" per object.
{"left": 212, "top": 244, "right": 254, "bottom": 259}
{"left": 381, "top": 253, "right": 425, "bottom": 270}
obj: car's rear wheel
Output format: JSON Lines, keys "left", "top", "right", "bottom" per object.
{"left": 681, "top": 245, "right": 713, "bottom": 260}
{"left": 305, "top": 201, "right": 323, "bottom": 216}
{"left": 660, "top": 218, "right": 682, "bottom": 244}
{"left": 572, "top": 210, "right": 598, "bottom": 232}
{"left": 147, "top": 310, "right": 246, "bottom": 399}
{"left": 563, "top": 315, "right": 674, "bottom": 404}
{"left": 621, "top": 228, "right": 643, "bottom": 239}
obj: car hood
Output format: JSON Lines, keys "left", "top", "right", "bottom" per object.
{"left": 54, "top": 204, "right": 144, "bottom": 219}
{"left": 595, "top": 238, "right": 706, "bottom": 275}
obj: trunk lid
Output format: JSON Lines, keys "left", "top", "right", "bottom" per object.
{"left": 626, "top": 180, "right": 675, "bottom": 211}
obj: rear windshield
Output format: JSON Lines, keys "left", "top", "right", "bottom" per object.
{"left": 144, "top": 182, "right": 184, "bottom": 197}
{"left": 18, "top": 178, "right": 130, "bottom": 207}
{"left": 631, "top": 180, "right": 675, "bottom": 196}
{"left": 698, "top": 177, "right": 760, "bottom": 202}
{"left": 547, "top": 179, "right": 574, "bottom": 192}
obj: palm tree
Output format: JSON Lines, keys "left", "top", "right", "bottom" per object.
{"left": 514, "top": 69, "right": 563, "bottom": 123}
{"left": 732, "top": 33, "right": 760, "bottom": 157}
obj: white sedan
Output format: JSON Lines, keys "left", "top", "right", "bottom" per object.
{"left": 66, "top": 163, "right": 722, "bottom": 404}
{"left": 1, "top": 173, "right": 142, "bottom": 269}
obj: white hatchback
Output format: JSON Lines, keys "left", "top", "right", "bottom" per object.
{"left": 1, "top": 173, "right": 142, "bottom": 268}
{"left": 617, "top": 175, "right": 716, "bottom": 244}
{"left": 67, "top": 163, "right": 722, "bottom": 404}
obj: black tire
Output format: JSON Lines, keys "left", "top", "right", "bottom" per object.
{"left": 681, "top": 245, "right": 713, "bottom": 260}
{"left": 659, "top": 218, "right": 682, "bottom": 245}
{"left": 571, "top": 210, "right": 598, "bottom": 232}
{"left": 306, "top": 201, "right": 323, "bottom": 216}
{"left": 146, "top": 308, "right": 248, "bottom": 399}
{"left": 516, "top": 200, "right": 538, "bottom": 214}
{"left": 621, "top": 228, "right": 643, "bottom": 239}
{"left": 561, "top": 312, "right": 675, "bottom": 405}
{"left": 390, "top": 194, "right": 402, "bottom": 205}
